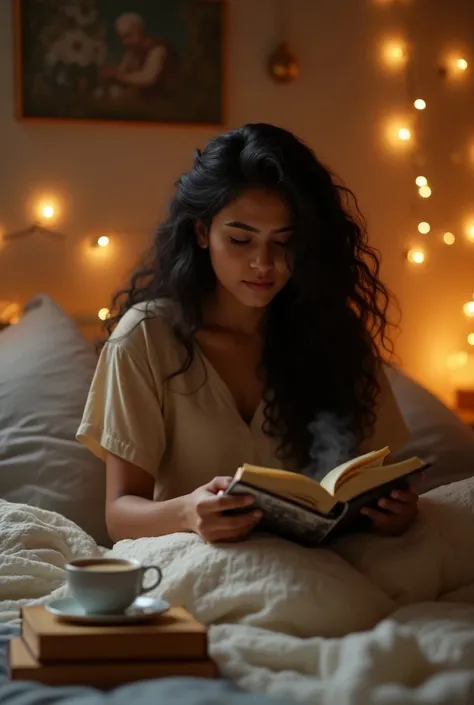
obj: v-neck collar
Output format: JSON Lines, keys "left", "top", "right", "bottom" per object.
{"left": 194, "top": 344, "right": 263, "bottom": 430}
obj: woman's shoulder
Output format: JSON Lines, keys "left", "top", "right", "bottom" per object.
{"left": 105, "top": 299, "right": 203, "bottom": 391}
{"left": 108, "top": 299, "right": 178, "bottom": 357}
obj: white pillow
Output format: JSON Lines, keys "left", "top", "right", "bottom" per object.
{"left": 0, "top": 295, "right": 109, "bottom": 546}
{"left": 387, "top": 365, "right": 474, "bottom": 491}
{"left": 333, "top": 477, "right": 474, "bottom": 605}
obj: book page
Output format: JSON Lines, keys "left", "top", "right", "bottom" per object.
{"left": 238, "top": 464, "right": 337, "bottom": 514}
{"left": 332, "top": 456, "right": 425, "bottom": 503}
{"left": 319, "top": 447, "right": 391, "bottom": 495}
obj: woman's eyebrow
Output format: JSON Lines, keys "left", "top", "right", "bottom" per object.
{"left": 224, "top": 221, "right": 294, "bottom": 234}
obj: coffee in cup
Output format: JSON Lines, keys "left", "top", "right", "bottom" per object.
{"left": 65, "top": 558, "right": 162, "bottom": 615}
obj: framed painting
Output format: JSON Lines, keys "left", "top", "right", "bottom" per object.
{"left": 13, "top": 0, "right": 226, "bottom": 126}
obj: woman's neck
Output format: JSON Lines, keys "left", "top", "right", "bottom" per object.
{"left": 203, "top": 285, "right": 265, "bottom": 335}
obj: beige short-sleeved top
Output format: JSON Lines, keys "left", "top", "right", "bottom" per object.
{"left": 77, "top": 300, "right": 410, "bottom": 501}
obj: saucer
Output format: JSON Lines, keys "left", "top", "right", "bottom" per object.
{"left": 45, "top": 596, "right": 170, "bottom": 625}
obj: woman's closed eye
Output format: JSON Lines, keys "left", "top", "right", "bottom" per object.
{"left": 229, "top": 237, "right": 251, "bottom": 246}
{"left": 229, "top": 237, "right": 290, "bottom": 247}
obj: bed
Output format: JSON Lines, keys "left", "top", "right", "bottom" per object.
{"left": 1, "top": 295, "right": 474, "bottom": 705}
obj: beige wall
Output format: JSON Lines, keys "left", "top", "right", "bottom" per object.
{"left": 1, "top": 0, "right": 473, "bottom": 405}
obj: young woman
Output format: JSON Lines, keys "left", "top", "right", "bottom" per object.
{"left": 77, "top": 123, "right": 418, "bottom": 544}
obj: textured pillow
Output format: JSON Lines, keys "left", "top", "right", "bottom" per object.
{"left": 0, "top": 295, "right": 109, "bottom": 546}
{"left": 387, "top": 365, "right": 474, "bottom": 491}
{"left": 334, "top": 477, "right": 474, "bottom": 605}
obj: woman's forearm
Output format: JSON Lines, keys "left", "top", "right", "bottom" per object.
{"left": 106, "top": 494, "right": 192, "bottom": 542}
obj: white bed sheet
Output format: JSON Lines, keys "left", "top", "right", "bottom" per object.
{"left": 1, "top": 478, "right": 474, "bottom": 705}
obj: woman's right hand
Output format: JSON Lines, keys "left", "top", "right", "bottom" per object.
{"left": 186, "top": 476, "right": 262, "bottom": 543}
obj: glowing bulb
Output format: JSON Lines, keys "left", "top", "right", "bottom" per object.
{"left": 42, "top": 205, "right": 54, "bottom": 219}
{"left": 463, "top": 301, "right": 474, "bottom": 317}
{"left": 391, "top": 47, "right": 404, "bottom": 59}
{"left": 456, "top": 58, "right": 468, "bottom": 71}
{"left": 97, "top": 235, "right": 110, "bottom": 248}
{"left": 415, "top": 176, "right": 428, "bottom": 187}
{"left": 37, "top": 202, "right": 56, "bottom": 223}
{"left": 398, "top": 127, "right": 411, "bottom": 141}
{"left": 418, "top": 185, "right": 432, "bottom": 198}
{"left": 468, "top": 334, "right": 474, "bottom": 346}
{"left": 466, "top": 224, "right": 474, "bottom": 242}
{"left": 443, "top": 232, "right": 455, "bottom": 245}
{"left": 382, "top": 40, "right": 407, "bottom": 68}
{"left": 98, "top": 308, "right": 110, "bottom": 321}
{"left": 418, "top": 221, "right": 431, "bottom": 234}
{"left": 407, "top": 248, "right": 425, "bottom": 265}
{"left": 414, "top": 99, "right": 426, "bottom": 110}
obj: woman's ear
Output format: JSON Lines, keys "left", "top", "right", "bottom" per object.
{"left": 195, "top": 220, "right": 209, "bottom": 249}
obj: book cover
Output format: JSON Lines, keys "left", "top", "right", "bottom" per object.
{"left": 228, "top": 465, "right": 428, "bottom": 547}
{"left": 228, "top": 482, "right": 346, "bottom": 545}
{"left": 21, "top": 605, "right": 208, "bottom": 662}
{"left": 8, "top": 638, "right": 217, "bottom": 689}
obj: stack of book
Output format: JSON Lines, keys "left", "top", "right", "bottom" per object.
{"left": 8, "top": 605, "right": 217, "bottom": 689}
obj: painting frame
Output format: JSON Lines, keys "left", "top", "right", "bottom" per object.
{"left": 13, "top": 0, "right": 228, "bottom": 128}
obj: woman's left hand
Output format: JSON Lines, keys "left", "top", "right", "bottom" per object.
{"left": 360, "top": 489, "right": 419, "bottom": 536}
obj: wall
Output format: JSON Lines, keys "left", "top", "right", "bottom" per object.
{"left": 1, "top": 0, "right": 473, "bottom": 405}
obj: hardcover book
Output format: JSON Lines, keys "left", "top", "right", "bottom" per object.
{"left": 225, "top": 447, "right": 428, "bottom": 546}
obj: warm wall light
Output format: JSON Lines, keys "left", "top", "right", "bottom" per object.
{"left": 418, "top": 185, "right": 432, "bottom": 198}
{"left": 96, "top": 235, "right": 110, "bottom": 248}
{"left": 443, "top": 54, "right": 469, "bottom": 79}
{"left": 385, "top": 118, "right": 414, "bottom": 150}
{"left": 98, "top": 308, "right": 110, "bottom": 321}
{"left": 463, "top": 301, "right": 474, "bottom": 317}
{"left": 468, "top": 334, "right": 474, "bottom": 346}
{"left": 382, "top": 40, "right": 407, "bottom": 69}
{"left": 37, "top": 201, "right": 57, "bottom": 223}
{"left": 42, "top": 205, "right": 54, "bottom": 219}
{"left": 443, "top": 232, "right": 455, "bottom": 245}
{"left": 415, "top": 176, "right": 427, "bottom": 187}
{"left": 465, "top": 223, "right": 474, "bottom": 242}
{"left": 418, "top": 221, "right": 430, "bottom": 234}
{"left": 407, "top": 248, "right": 425, "bottom": 264}
{"left": 0, "top": 301, "right": 21, "bottom": 326}
{"left": 398, "top": 127, "right": 412, "bottom": 141}
{"left": 414, "top": 98, "right": 426, "bottom": 110}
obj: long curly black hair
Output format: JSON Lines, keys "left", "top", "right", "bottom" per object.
{"left": 103, "top": 123, "right": 395, "bottom": 469}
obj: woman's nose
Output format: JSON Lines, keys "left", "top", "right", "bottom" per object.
{"left": 251, "top": 247, "right": 274, "bottom": 272}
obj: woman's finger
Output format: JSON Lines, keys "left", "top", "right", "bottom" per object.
{"left": 198, "top": 492, "right": 255, "bottom": 515}
{"left": 390, "top": 489, "right": 419, "bottom": 504}
{"left": 207, "top": 476, "right": 234, "bottom": 493}
{"left": 210, "top": 518, "right": 261, "bottom": 543}
{"left": 214, "top": 510, "right": 262, "bottom": 533}
{"left": 377, "top": 497, "right": 416, "bottom": 515}
{"left": 361, "top": 507, "right": 405, "bottom": 526}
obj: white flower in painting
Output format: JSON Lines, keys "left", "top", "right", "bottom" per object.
{"left": 62, "top": 3, "right": 98, "bottom": 28}
{"left": 45, "top": 29, "right": 106, "bottom": 68}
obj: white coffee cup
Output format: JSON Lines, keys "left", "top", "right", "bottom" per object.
{"left": 65, "top": 557, "right": 163, "bottom": 614}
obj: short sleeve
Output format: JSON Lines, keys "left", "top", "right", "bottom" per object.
{"left": 358, "top": 365, "right": 410, "bottom": 456}
{"left": 76, "top": 339, "right": 166, "bottom": 477}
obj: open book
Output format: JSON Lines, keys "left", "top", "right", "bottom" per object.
{"left": 224, "top": 447, "right": 429, "bottom": 546}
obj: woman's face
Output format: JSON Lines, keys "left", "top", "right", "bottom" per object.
{"left": 197, "top": 187, "right": 294, "bottom": 309}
